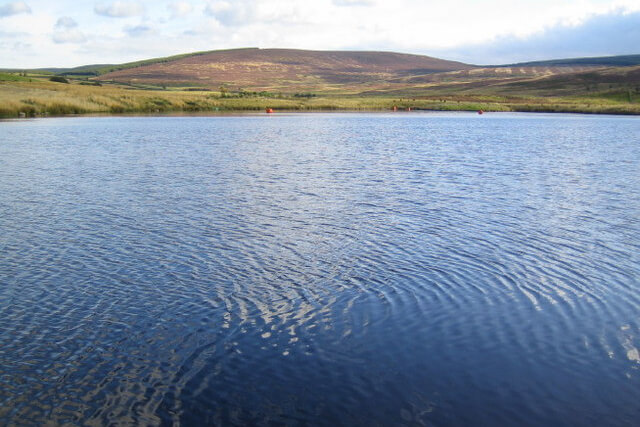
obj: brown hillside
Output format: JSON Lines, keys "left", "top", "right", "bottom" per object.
{"left": 96, "top": 48, "right": 472, "bottom": 92}
{"left": 496, "top": 65, "right": 640, "bottom": 95}
{"left": 395, "top": 65, "right": 603, "bottom": 84}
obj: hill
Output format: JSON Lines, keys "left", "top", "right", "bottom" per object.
{"left": 95, "top": 48, "right": 473, "bottom": 92}
{"left": 495, "top": 65, "right": 640, "bottom": 96}
{"left": 94, "top": 49, "right": 638, "bottom": 96}
{"left": 506, "top": 54, "right": 640, "bottom": 68}
{"left": 61, "top": 50, "right": 233, "bottom": 77}
{"left": 357, "top": 64, "right": 640, "bottom": 101}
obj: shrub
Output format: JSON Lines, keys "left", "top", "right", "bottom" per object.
{"left": 49, "top": 76, "right": 70, "bottom": 84}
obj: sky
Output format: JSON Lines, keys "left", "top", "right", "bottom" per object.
{"left": 1, "top": 0, "right": 639, "bottom": 68}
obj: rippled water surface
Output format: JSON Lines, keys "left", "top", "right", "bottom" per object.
{"left": 1, "top": 113, "right": 639, "bottom": 426}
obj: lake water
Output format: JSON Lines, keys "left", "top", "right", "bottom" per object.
{"left": 0, "top": 113, "right": 639, "bottom": 426}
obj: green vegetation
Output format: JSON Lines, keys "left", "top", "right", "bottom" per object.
{"left": 508, "top": 54, "right": 640, "bottom": 68}
{"left": 2, "top": 77, "right": 639, "bottom": 118}
{"left": 222, "top": 90, "right": 277, "bottom": 98}
{"left": 0, "top": 72, "right": 31, "bottom": 82}
{"left": 49, "top": 76, "right": 69, "bottom": 84}
{"left": 78, "top": 81, "right": 102, "bottom": 86}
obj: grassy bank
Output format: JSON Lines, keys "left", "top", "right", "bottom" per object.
{"left": 2, "top": 78, "right": 639, "bottom": 118}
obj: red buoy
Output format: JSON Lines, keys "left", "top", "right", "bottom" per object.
{"left": 478, "top": 110, "right": 484, "bottom": 115}
{"left": 266, "top": 108, "right": 274, "bottom": 114}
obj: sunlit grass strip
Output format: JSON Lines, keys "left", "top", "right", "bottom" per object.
{"left": 1, "top": 80, "right": 639, "bottom": 118}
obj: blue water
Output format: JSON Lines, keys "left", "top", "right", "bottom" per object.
{"left": 0, "top": 113, "right": 639, "bottom": 426}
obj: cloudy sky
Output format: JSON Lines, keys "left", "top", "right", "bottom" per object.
{"left": 1, "top": 0, "right": 639, "bottom": 68}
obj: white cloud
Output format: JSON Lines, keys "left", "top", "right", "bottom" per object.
{"left": 124, "top": 24, "right": 154, "bottom": 37}
{"left": 333, "top": 0, "right": 374, "bottom": 6}
{"left": 204, "top": 1, "right": 246, "bottom": 25}
{"left": 95, "top": 1, "right": 144, "bottom": 18}
{"left": 440, "top": 9, "right": 640, "bottom": 64}
{"left": 55, "top": 16, "right": 77, "bottom": 28}
{"left": 0, "top": 30, "right": 26, "bottom": 37}
{"left": 2, "top": 0, "right": 640, "bottom": 69}
{"left": 52, "top": 29, "right": 86, "bottom": 44}
{"left": 0, "top": 1, "right": 31, "bottom": 17}
{"left": 203, "top": 0, "right": 313, "bottom": 27}
{"left": 168, "top": 1, "right": 192, "bottom": 18}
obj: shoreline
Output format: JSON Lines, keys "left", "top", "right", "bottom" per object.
{"left": 3, "top": 110, "right": 640, "bottom": 121}
{"left": 2, "top": 106, "right": 640, "bottom": 120}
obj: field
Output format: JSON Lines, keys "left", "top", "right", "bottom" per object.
{"left": 2, "top": 79, "right": 638, "bottom": 117}
{"left": 1, "top": 78, "right": 639, "bottom": 117}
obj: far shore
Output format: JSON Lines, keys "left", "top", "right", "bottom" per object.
{"left": 3, "top": 108, "right": 640, "bottom": 121}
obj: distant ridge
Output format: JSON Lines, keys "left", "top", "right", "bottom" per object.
{"left": 5, "top": 51, "right": 640, "bottom": 77}
{"left": 506, "top": 54, "right": 640, "bottom": 68}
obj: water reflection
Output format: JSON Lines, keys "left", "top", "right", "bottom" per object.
{"left": 0, "top": 114, "right": 638, "bottom": 426}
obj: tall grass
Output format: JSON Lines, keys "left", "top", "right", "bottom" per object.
{"left": 1, "top": 79, "right": 639, "bottom": 118}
